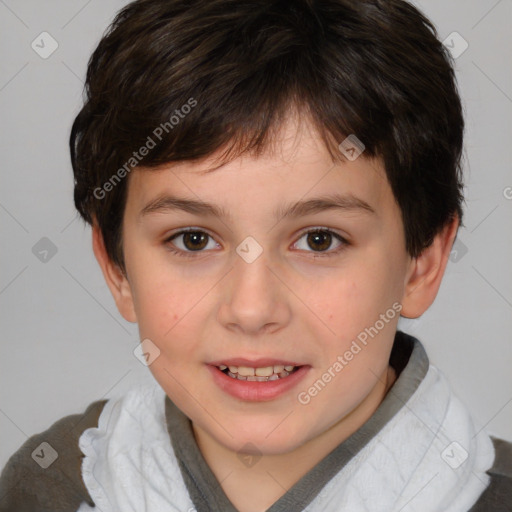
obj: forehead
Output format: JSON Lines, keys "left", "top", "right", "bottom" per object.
{"left": 125, "top": 114, "right": 395, "bottom": 223}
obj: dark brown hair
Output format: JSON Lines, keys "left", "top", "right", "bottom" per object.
{"left": 70, "top": 0, "right": 465, "bottom": 273}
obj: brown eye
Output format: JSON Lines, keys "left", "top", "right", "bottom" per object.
{"left": 165, "top": 229, "right": 217, "bottom": 257}
{"left": 294, "top": 228, "right": 349, "bottom": 257}
{"left": 306, "top": 231, "right": 332, "bottom": 251}
{"left": 181, "top": 231, "right": 209, "bottom": 251}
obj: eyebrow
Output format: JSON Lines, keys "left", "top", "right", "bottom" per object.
{"left": 138, "top": 192, "right": 376, "bottom": 220}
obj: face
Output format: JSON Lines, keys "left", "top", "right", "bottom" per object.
{"left": 118, "top": 114, "right": 413, "bottom": 456}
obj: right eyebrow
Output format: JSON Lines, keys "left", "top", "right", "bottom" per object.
{"left": 138, "top": 194, "right": 230, "bottom": 219}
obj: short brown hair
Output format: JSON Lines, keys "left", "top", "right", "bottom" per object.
{"left": 70, "top": 0, "right": 465, "bottom": 273}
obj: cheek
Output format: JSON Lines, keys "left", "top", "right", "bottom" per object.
{"left": 126, "top": 249, "right": 195, "bottom": 341}
{"left": 313, "top": 248, "right": 403, "bottom": 370}
{"left": 323, "top": 259, "right": 397, "bottom": 330}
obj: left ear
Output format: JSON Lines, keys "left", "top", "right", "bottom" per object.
{"left": 400, "top": 215, "right": 459, "bottom": 319}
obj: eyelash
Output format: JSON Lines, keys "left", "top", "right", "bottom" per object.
{"left": 163, "top": 227, "right": 350, "bottom": 259}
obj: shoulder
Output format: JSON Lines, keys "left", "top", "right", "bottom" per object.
{"left": 470, "top": 435, "right": 512, "bottom": 511}
{"left": 0, "top": 399, "right": 108, "bottom": 512}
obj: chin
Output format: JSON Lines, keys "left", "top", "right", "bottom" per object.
{"left": 218, "top": 422, "right": 311, "bottom": 456}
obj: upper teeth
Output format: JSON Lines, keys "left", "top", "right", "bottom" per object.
{"left": 218, "top": 364, "right": 296, "bottom": 376}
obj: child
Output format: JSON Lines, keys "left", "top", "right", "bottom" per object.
{"left": 1, "top": 0, "right": 511, "bottom": 510}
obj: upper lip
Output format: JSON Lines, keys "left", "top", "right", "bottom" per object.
{"left": 208, "top": 357, "right": 305, "bottom": 367}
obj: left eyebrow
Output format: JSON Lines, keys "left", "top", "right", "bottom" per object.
{"left": 138, "top": 192, "right": 376, "bottom": 220}
{"left": 275, "top": 193, "right": 376, "bottom": 220}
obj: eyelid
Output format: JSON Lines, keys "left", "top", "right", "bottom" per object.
{"left": 294, "top": 225, "right": 348, "bottom": 240}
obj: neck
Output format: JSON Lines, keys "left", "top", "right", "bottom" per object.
{"left": 192, "top": 364, "right": 397, "bottom": 512}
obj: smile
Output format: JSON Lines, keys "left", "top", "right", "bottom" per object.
{"left": 207, "top": 361, "right": 310, "bottom": 401}
{"left": 217, "top": 364, "right": 300, "bottom": 381}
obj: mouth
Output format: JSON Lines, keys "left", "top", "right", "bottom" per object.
{"left": 207, "top": 358, "right": 310, "bottom": 401}
{"left": 217, "top": 363, "right": 301, "bottom": 381}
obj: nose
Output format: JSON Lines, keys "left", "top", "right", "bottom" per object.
{"left": 217, "top": 249, "right": 291, "bottom": 336}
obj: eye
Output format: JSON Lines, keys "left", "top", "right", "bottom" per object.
{"left": 164, "top": 228, "right": 218, "bottom": 257}
{"left": 293, "top": 228, "right": 349, "bottom": 257}
{"left": 164, "top": 227, "right": 349, "bottom": 259}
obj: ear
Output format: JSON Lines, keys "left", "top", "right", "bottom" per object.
{"left": 91, "top": 222, "right": 137, "bottom": 323}
{"left": 400, "top": 215, "right": 459, "bottom": 319}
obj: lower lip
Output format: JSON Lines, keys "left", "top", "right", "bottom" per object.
{"left": 207, "top": 364, "right": 310, "bottom": 402}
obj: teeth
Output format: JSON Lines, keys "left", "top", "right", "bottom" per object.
{"left": 237, "top": 366, "right": 255, "bottom": 377}
{"left": 219, "top": 364, "right": 299, "bottom": 381}
{"left": 222, "top": 364, "right": 297, "bottom": 375}
{"left": 255, "top": 366, "right": 273, "bottom": 377}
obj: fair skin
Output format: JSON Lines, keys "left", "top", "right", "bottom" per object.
{"left": 92, "top": 112, "right": 458, "bottom": 512}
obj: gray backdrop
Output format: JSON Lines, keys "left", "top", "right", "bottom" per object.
{"left": 1, "top": 0, "right": 511, "bottom": 470}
